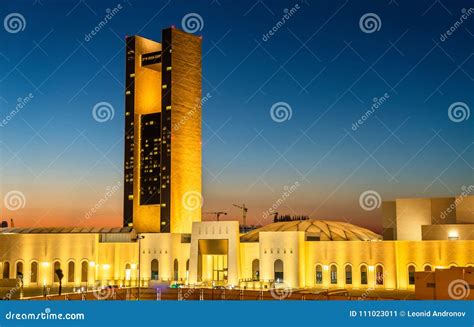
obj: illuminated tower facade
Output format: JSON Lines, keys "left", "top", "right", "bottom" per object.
{"left": 123, "top": 28, "right": 202, "bottom": 234}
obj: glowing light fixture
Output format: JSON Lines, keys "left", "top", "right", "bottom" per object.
{"left": 323, "top": 265, "right": 329, "bottom": 271}
{"left": 448, "top": 230, "right": 459, "bottom": 240}
{"left": 42, "top": 262, "right": 49, "bottom": 267}
{"left": 131, "top": 263, "right": 137, "bottom": 269}
{"left": 89, "top": 261, "right": 96, "bottom": 267}
{"left": 103, "top": 264, "right": 110, "bottom": 270}
{"left": 368, "top": 266, "right": 375, "bottom": 272}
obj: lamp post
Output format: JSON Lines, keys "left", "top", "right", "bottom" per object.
{"left": 137, "top": 234, "right": 145, "bottom": 300}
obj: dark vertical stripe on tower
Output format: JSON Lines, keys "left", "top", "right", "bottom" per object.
{"left": 160, "top": 28, "right": 172, "bottom": 232}
{"left": 123, "top": 36, "right": 135, "bottom": 227}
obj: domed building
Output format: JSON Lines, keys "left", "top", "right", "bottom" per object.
{"left": 240, "top": 219, "right": 382, "bottom": 242}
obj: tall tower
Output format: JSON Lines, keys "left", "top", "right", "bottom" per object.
{"left": 123, "top": 28, "right": 202, "bottom": 234}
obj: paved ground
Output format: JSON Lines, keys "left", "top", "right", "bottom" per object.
{"left": 1, "top": 286, "right": 415, "bottom": 300}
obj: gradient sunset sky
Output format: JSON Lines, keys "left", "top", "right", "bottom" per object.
{"left": 1, "top": 0, "right": 473, "bottom": 232}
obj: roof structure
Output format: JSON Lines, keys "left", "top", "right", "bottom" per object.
{"left": 240, "top": 219, "right": 382, "bottom": 242}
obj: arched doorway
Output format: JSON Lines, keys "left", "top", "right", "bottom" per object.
{"left": 81, "top": 261, "right": 88, "bottom": 283}
{"left": 68, "top": 261, "right": 75, "bottom": 283}
{"left": 151, "top": 259, "right": 159, "bottom": 280}
{"left": 345, "top": 265, "right": 352, "bottom": 285}
{"left": 30, "top": 262, "right": 38, "bottom": 284}
{"left": 274, "top": 259, "right": 283, "bottom": 282}
{"left": 376, "top": 265, "right": 384, "bottom": 285}
{"left": 2, "top": 261, "right": 10, "bottom": 279}
{"left": 252, "top": 259, "right": 260, "bottom": 281}
{"left": 330, "top": 265, "right": 337, "bottom": 284}
{"left": 315, "top": 265, "right": 323, "bottom": 284}
{"left": 360, "top": 265, "right": 368, "bottom": 285}
{"left": 173, "top": 259, "right": 179, "bottom": 281}
{"left": 53, "top": 261, "right": 61, "bottom": 283}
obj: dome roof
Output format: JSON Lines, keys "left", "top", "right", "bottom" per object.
{"left": 240, "top": 219, "right": 381, "bottom": 242}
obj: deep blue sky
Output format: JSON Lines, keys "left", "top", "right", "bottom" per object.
{"left": 1, "top": 0, "right": 473, "bottom": 231}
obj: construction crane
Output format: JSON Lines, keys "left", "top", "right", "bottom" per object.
{"left": 233, "top": 204, "right": 248, "bottom": 226}
{"left": 203, "top": 212, "right": 227, "bottom": 222}
{"left": 272, "top": 212, "right": 279, "bottom": 222}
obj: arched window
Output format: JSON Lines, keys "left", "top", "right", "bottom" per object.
{"left": 173, "top": 259, "right": 179, "bottom": 280}
{"left": 408, "top": 265, "right": 416, "bottom": 285}
{"left": 2, "top": 261, "right": 10, "bottom": 279}
{"left": 376, "top": 265, "right": 384, "bottom": 285}
{"left": 252, "top": 259, "right": 260, "bottom": 281}
{"left": 315, "top": 265, "right": 323, "bottom": 284}
{"left": 345, "top": 265, "right": 352, "bottom": 284}
{"left": 186, "top": 259, "right": 189, "bottom": 272}
{"left": 151, "top": 259, "right": 159, "bottom": 280}
{"left": 16, "top": 262, "right": 23, "bottom": 279}
{"left": 53, "top": 261, "right": 61, "bottom": 283}
{"left": 330, "top": 265, "right": 337, "bottom": 284}
{"left": 81, "top": 261, "right": 88, "bottom": 283}
{"left": 424, "top": 265, "right": 432, "bottom": 272}
{"left": 68, "top": 261, "right": 75, "bottom": 283}
{"left": 274, "top": 259, "right": 283, "bottom": 282}
{"left": 360, "top": 265, "right": 368, "bottom": 285}
{"left": 30, "top": 262, "right": 38, "bottom": 283}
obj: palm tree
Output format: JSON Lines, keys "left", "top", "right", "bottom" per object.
{"left": 55, "top": 268, "right": 64, "bottom": 296}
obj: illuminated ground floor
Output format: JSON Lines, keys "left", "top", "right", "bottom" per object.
{"left": 1, "top": 220, "right": 473, "bottom": 295}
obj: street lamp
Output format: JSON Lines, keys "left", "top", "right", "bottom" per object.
{"left": 137, "top": 234, "right": 145, "bottom": 300}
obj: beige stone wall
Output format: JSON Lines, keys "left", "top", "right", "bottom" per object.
{"left": 395, "top": 198, "right": 431, "bottom": 240}
{"left": 170, "top": 29, "right": 202, "bottom": 234}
